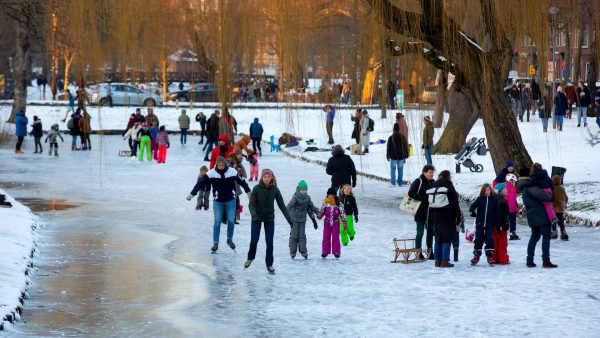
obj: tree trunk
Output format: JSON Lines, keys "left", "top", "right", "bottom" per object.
{"left": 573, "top": 22, "right": 584, "bottom": 81}
{"left": 433, "top": 82, "right": 479, "bottom": 153}
{"left": 433, "top": 70, "right": 446, "bottom": 128}
{"left": 63, "top": 52, "right": 73, "bottom": 92}
{"left": 8, "top": 21, "right": 29, "bottom": 123}
{"left": 161, "top": 58, "right": 168, "bottom": 102}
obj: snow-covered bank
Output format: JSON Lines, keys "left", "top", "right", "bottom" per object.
{"left": 0, "top": 189, "right": 37, "bottom": 331}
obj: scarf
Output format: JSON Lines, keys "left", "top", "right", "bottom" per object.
{"left": 324, "top": 196, "right": 337, "bottom": 205}
{"left": 295, "top": 191, "right": 307, "bottom": 199}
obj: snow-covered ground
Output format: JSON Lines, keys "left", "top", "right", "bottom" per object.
{"left": 0, "top": 189, "right": 37, "bottom": 329}
{"left": 1, "top": 103, "right": 598, "bottom": 225}
{"left": 1, "top": 135, "right": 600, "bottom": 336}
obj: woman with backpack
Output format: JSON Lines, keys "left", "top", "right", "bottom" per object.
{"left": 429, "top": 170, "right": 461, "bottom": 267}
{"left": 359, "top": 109, "right": 371, "bottom": 154}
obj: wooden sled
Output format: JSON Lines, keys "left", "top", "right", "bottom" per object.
{"left": 118, "top": 150, "right": 132, "bottom": 157}
{"left": 391, "top": 238, "right": 426, "bottom": 264}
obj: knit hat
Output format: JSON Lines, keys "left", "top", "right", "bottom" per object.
{"left": 326, "top": 187, "right": 337, "bottom": 196}
{"left": 506, "top": 160, "right": 514, "bottom": 168}
{"left": 218, "top": 134, "right": 228, "bottom": 143}
{"left": 297, "top": 180, "right": 308, "bottom": 190}
{"left": 424, "top": 116, "right": 431, "bottom": 123}
{"left": 261, "top": 168, "right": 273, "bottom": 178}
{"left": 506, "top": 173, "right": 518, "bottom": 182}
{"left": 494, "top": 183, "right": 506, "bottom": 192}
{"left": 216, "top": 156, "right": 227, "bottom": 166}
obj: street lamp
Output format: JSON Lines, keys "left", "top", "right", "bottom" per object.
{"left": 550, "top": 6, "right": 559, "bottom": 104}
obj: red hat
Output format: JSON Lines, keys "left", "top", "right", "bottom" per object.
{"left": 218, "top": 134, "right": 229, "bottom": 143}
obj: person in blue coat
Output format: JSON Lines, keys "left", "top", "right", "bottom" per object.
{"left": 249, "top": 117, "right": 264, "bottom": 155}
{"left": 15, "top": 107, "right": 28, "bottom": 154}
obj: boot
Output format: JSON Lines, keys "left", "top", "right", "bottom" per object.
{"left": 486, "top": 250, "right": 496, "bottom": 265}
{"left": 509, "top": 232, "right": 520, "bottom": 240}
{"left": 291, "top": 253, "right": 296, "bottom": 259}
{"left": 453, "top": 248, "right": 459, "bottom": 262}
{"left": 435, "top": 260, "right": 441, "bottom": 267}
{"left": 39, "top": 145, "right": 43, "bottom": 153}
{"left": 543, "top": 259, "right": 558, "bottom": 268}
{"left": 226, "top": 239, "right": 236, "bottom": 250}
{"left": 321, "top": 253, "right": 328, "bottom": 258}
{"left": 211, "top": 243, "right": 218, "bottom": 253}
{"left": 560, "top": 231, "right": 569, "bottom": 241}
{"left": 440, "top": 260, "right": 454, "bottom": 268}
{"left": 244, "top": 260, "right": 253, "bottom": 268}
{"left": 551, "top": 228, "right": 558, "bottom": 239}
{"left": 54, "top": 151, "right": 58, "bottom": 157}
{"left": 427, "top": 248, "right": 435, "bottom": 260}
{"left": 301, "top": 252, "right": 308, "bottom": 259}
{"left": 267, "top": 266, "right": 276, "bottom": 274}
{"left": 526, "top": 261, "right": 537, "bottom": 268}
{"left": 470, "top": 249, "right": 481, "bottom": 265}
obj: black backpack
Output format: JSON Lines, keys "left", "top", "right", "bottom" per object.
{"left": 367, "top": 117, "right": 374, "bottom": 132}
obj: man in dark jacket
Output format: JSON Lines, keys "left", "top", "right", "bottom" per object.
{"left": 325, "top": 145, "right": 357, "bottom": 191}
{"left": 407, "top": 164, "right": 436, "bottom": 259}
{"left": 203, "top": 110, "right": 220, "bottom": 161}
{"left": 195, "top": 111, "right": 207, "bottom": 144}
{"left": 386, "top": 124, "right": 409, "bottom": 187}
{"left": 517, "top": 167, "right": 557, "bottom": 268}
{"left": 554, "top": 86, "right": 568, "bottom": 131}
{"left": 531, "top": 78, "right": 541, "bottom": 116}
{"left": 575, "top": 80, "right": 591, "bottom": 127}
{"left": 249, "top": 117, "right": 264, "bottom": 155}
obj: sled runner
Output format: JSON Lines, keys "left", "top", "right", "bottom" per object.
{"left": 391, "top": 238, "right": 425, "bottom": 264}
{"left": 118, "top": 150, "right": 132, "bottom": 157}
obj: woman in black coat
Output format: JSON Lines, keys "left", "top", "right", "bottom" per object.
{"left": 431, "top": 170, "right": 461, "bottom": 267}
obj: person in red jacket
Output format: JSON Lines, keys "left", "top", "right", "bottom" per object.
{"left": 209, "top": 134, "right": 234, "bottom": 169}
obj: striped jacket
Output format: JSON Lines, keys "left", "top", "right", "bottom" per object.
{"left": 207, "top": 166, "right": 250, "bottom": 202}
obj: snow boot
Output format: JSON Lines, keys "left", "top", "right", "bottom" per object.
{"left": 291, "top": 253, "right": 296, "bottom": 259}
{"left": 211, "top": 243, "right": 218, "bottom": 253}
{"left": 226, "top": 239, "right": 236, "bottom": 251}
{"left": 526, "top": 261, "right": 537, "bottom": 268}
{"left": 543, "top": 260, "right": 558, "bottom": 268}
{"left": 267, "top": 266, "right": 275, "bottom": 274}
{"left": 321, "top": 253, "right": 328, "bottom": 258}
{"left": 509, "top": 232, "right": 521, "bottom": 240}
{"left": 470, "top": 249, "right": 482, "bottom": 265}
{"left": 244, "top": 260, "right": 253, "bottom": 269}
{"left": 453, "top": 248, "right": 459, "bottom": 262}
{"left": 440, "top": 260, "right": 454, "bottom": 268}
{"left": 435, "top": 260, "right": 441, "bottom": 267}
{"left": 560, "top": 231, "right": 569, "bottom": 241}
{"left": 334, "top": 254, "right": 340, "bottom": 259}
{"left": 487, "top": 256, "right": 496, "bottom": 265}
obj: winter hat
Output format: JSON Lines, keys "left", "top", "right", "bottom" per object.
{"left": 216, "top": 156, "right": 227, "bottom": 166}
{"left": 506, "top": 173, "right": 518, "bottom": 182}
{"left": 218, "top": 134, "right": 229, "bottom": 143}
{"left": 326, "top": 187, "right": 337, "bottom": 196}
{"left": 297, "top": 180, "right": 308, "bottom": 191}
{"left": 495, "top": 182, "right": 506, "bottom": 191}
{"left": 181, "top": 109, "right": 186, "bottom": 114}
{"left": 424, "top": 116, "right": 431, "bottom": 123}
{"left": 33, "top": 115, "right": 39, "bottom": 121}
{"left": 261, "top": 168, "right": 273, "bottom": 178}
{"left": 505, "top": 160, "right": 514, "bottom": 168}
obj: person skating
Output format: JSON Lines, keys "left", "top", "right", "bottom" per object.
{"left": 195, "top": 111, "right": 207, "bottom": 144}
{"left": 123, "top": 121, "right": 142, "bottom": 157}
{"left": 206, "top": 156, "right": 250, "bottom": 253}
{"left": 61, "top": 88, "right": 75, "bottom": 122}
{"left": 505, "top": 173, "right": 521, "bottom": 240}
{"left": 209, "top": 134, "right": 233, "bottom": 169}
{"left": 469, "top": 183, "right": 499, "bottom": 265}
{"left": 203, "top": 110, "right": 220, "bottom": 160}
{"left": 178, "top": 109, "right": 190, "bottom": 145}
{"left": 146, "top": 107, "right": 160, "bottom": 127}
{"left": 430, "top": 170, "right": 461, "bottom": 268}
{"left": 122, "top": 113, "right": 137, "bottom": 154}
{"left": 551, "top": 175, "right": 569, "bottom": 241}
{"left": 67, "top": 110, "right": 81, "bottom": 151}
{"left": 29, "top": 115, "right": 43, "bottom": 154}
{"left": 186, "top": 166, "right": 211, "bottom": 210}
{"left": 249, "top": 117, "right": 264, "bottom": 155}
{"left": 136, "top": 122, "right": 152, "bottom": 162}
{"left": 325, "top": 144, "right": 357, "bottom": 191}
{"left": 317, "top": 187, "right": 347, "bottom": 259}
{"left": 286, "top": 180, "right": 320, "bottom": 259}
{"left": 245, "top": 169, "right": 292, "bottom": 273}
{"left": 78, "top": 110, "right": 92, "bottom": 150}
{"left": 156, "top": 126, "right": 170, "bottom": 163}
{"left": 233, "top": 134, "right": 255, "bottom": 156}
{"left": 149, "top": 122, "right": 159, "bottom": 160}
{"left": 247, "top": 152, "right": 259, "bottom": 181}
{"left": 15, "top": 108, "right": 28, "bottom": 154}
{"left": 407, "top": 165, "right": 436, "bottom": 260}
{"left": 492, "top": 183, "right": 510, "bottom": 265}
{"left": 44, "top": 123, "right": 64, "bottom": 156}
{"left": 339, "top": 184, "right": 358, "bottom": 246}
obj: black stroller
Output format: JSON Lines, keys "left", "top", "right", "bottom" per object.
{"left": 454, "top": 137, "right": 487, "bottom": 173}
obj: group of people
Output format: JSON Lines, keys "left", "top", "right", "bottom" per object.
{"left": 406, "top": 159, "right": 568, "bottom": 268}
{"left": 13, "top": 107, "right": 70, "bottom": 156}
{"left": 122, "top": 107, "right": 170, "bottom": 162}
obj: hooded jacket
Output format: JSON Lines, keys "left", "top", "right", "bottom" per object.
{"left": 15, "top": 111, "right": 28, "bottom": 137}
{"left": 249, "top": 178, "right": 292, "bottom": 223}
{"left": 209, "top": 134, "right": 234, "bottom": 169}
{"left": 249, "top": 118, "right": 263, "bottom": 139}
{"left": 233, "top": 135, "right": 254, "bottom": 155}
{"left": 552, "top": 175, "right": 568, "bottom": 213}
{"left": 325, "top": 146, "right": 357, "bottom": 188}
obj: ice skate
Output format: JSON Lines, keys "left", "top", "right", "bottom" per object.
{"left": 226, "top": 239, "right": 236, "bottom": 251}
{"left": 211, "top": 243, "right": 218, "bottom": 253}
{"left": 244, "top": 260, "right": 253, "bottom": 269}
{"left": 509, "top": 232, "right": 520, "bottom": 240}
{"left": 267, "top": 266, "right": 275, "bottom": 274}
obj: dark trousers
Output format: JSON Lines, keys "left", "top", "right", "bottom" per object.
{"left": 555, "top": 213, "right": 566, "bottom": 232}
{"left": 80, "top": 132, "right": 91, "bottom": 148}
{"left": 128, "top": 137, "right": 134, "bottom": 152}
{"left": 132, "top": 140, "right": 139, "bottom": 157}
{"left": 415, "top": 220, "right": 434, "bottom": 250}
{"left": 474, "top": 222, "right": 494, "bottom": 253}
{"left": 16, "top": 136, "right": 24, "bottom": 151}
{"left": 252, "top": 138, "right": 262, "bottom": 153}
{"left": 326, "top": 121, "right": 334, "bottom": 144}
{"left": 180, "top": 128, "right": 188, "bottom": 144}
{"left": 527, "top": 224, "right": 551, "bottom": 262}
{"left": 434, "top": 241, "right": 451, "bottom": 261}
{"left": 34, "top": 136, "right": 42, "bottom": 152}
{"left": 509, "top": 212, "right": 517, "bottom": 233}
{"left": 203, "top": 139, "right": 217, "bottom": 159}
{"left": 247, "top": 220, "right": 275, "bottom": 267}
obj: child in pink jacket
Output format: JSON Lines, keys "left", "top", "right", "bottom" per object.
{"left": 247, "top": 152, "right": 259, "bottom": 181}
{"left": 505, "top": 173, "right": 520, "bottom": 240}
{"left": 317, "top": 187, "right": 347, "bottom": 258}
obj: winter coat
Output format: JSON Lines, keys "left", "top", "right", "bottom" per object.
{"left": 552, "top": 175, "right": 568, "bottom": 213}
{"left": 386, "top": 132, "right": 409, "bottom": 161}
{"left": 157, "top": 131, "right": 170, "bottom": 146}
{"left": 407, "top": 174, "right": 435, "bottom": 223}
{"left": 496, "top": 194, "right": 510, "bottom": 232}
{"left": 45, "top": 130, "right": 63, "bottom": 143}
{"left": 517, "top": 178, "right": 553, "bottom": 227}
{"left": 351, "top": 112, "right": 361, "bottom": 141}
{"left": 137, "top": 127, "right": 151, "bottom": 138}
{"left": 531, "top": 81, "right": 541, "bottom": 100}
{"left": 360, "top": 113, "right": 370, "bottom": 147}
{"left": 78, "top": 113, "right": 92, "bottom": 133}
{"left": 317, "top": 200, "right": 346, "bottom": 229}
{"left": 469, "top": 195, "right": 500, "bottom": 229}
{"left": 339, "top": 193, "right": 358, "bottom": 216}
{"left": 207, "top": 165, "right": 250, "bottom": 202}
{"left": 234, "top": 135, "right": 254, "bottom": 155}
{"left": 123, "top": 124, "right": 142, "bottom": 141}
{"left": 190, "top": 175, "right": 211, "bottom": 195}
{"left": 30, "top": 120, "right": 43, "bottom": 138}
{"left": 134, "top": 113, "right": 145, "bottom": 123}
{"left": 209, "top": 134, "right": 234, "bottom": 169}
{"left": 287, "top": 191, "right": 319, "bottom": 223}
{"left": 122, "top": 117, "right": 135, "bottom": 137}
{"left": 206, "top": 114, "right": 220, "bottom": 141}
{"left": 249, "top": 118, "right": 264, "bottom": 139}
{"left": 149, "top": 127, "right": 159, "bottom": 140}
{"left": 69, "top": 115, "right": 81, "bottom": 136}
{"left": 178, "top": 113, "right": 190, "bottom": 129}
{"left": 565, "top": 85, "right": 576, "bottom": 106}
{"left": 576, "top": 86, "right": 591, "bottom": 107}
{"left": 15, "top": 111, "right": 28, "bottom": 137}
{"left": 422, "top": 120, "right": 434, "bottom": 146}
{"left": 325, "top": 147, "right": 357, "bottom": 188}
{"left": 431, "top": 178, "right": 461, "bottom": 243}
{"left": 249, "top": 179, "right": 292, "bottom": 223}
{"left": 540, "top": 94, "right": 553, "bottom": 119}
{"left": 195, "top": 113, "right": 207, "bottom": 130}
{"left": 495, "top": 167, "right": 517, "bottom": 184}
{"left": 146, "top": 113, "right": 160, "bottom": 127}
{"left": 554, "top": 92, "right": 568, "bottom": 116}
{"left": 505, "top": 183, "right": 518, "bottom": 213}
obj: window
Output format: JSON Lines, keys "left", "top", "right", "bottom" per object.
{"left": 557, "top": 31, "right": 566, "bottom": 47}
{"left": 582, "top": 26, "right": 589, "bottom": 48}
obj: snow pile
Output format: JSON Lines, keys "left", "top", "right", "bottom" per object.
{"left": 0, "top": 189, "right": 37, "bottom": 330}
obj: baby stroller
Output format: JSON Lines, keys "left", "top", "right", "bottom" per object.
{"left": 454, "top": 137, "right": 486, "bottom": 173}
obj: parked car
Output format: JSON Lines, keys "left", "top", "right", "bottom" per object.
{"left": 419, "top": 85, "right": 437, "bottom": 104}
{"left": 0, "top": 80, "right": 15, "bottom": 100}
{"left": 168, "top": 83, "right": 216, "bottom": 102}
{"left": 90, "top": 83, "right": 162, "bottom": 107}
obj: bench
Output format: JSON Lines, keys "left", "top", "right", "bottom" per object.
{"left": 391, "top": 238, "right": 426, "bottom": 264}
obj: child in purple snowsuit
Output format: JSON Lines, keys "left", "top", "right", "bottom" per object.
{"left": 317, "top": 187, "right": 347, "bottom": 258}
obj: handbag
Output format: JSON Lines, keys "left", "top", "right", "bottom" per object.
{"left": 399, "top": 179, "right": 422, "bottom": 215}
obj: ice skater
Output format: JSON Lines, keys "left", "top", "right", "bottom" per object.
{"left": 187, "top": 166, "right": 211, "bottom": 210}
{"left": 286, "top": 180, "right": 319, "bottom": 259}
{"left": 339, "top": 184, "right": 358, "bottom": 246}
{"left": 317, "top": 187, "right": 347, "bottom": 259}
{"left": 247, "top": 152, "right": 259, "bottom": 181}
{"left": 44, "top": 123, "right": 64, "bottom": 156}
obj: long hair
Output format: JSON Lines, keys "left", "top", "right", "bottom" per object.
{"left": 479, "top": 183, "right": 492, "bottom": 196}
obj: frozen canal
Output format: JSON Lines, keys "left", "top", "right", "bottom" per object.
{"left": 2, "top": 135, "right": 600, "bottom": 337}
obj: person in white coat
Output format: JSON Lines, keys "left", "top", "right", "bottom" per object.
{"left": 360, "top": 109, "right": 371, "bottom": 154}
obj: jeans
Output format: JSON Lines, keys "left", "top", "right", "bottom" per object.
{"left": 203, "top": 140, "right": 217, "bottom": 159}
{"left": 577, "top": 106, "right": 588, "bottom": 125}
{"left": 212, "top": 199, "right": 237, "bottom": 244}
{"left": 247, "top": 219, "right": 275, "bottom": 267}
{"left": 434, "top": 241, "right": 451, "bottom": 261}
{"left": 527, "top": 223, "right": 551, "bottom": 262}
{"left": 390, "top": 159, "right": 405, "bottom": 186}
{"left": 424, "top": 144, "right": 433, "bottom": 165}
{"left": 71, "top": 135, "right": 78, "bottom": 147}
{"left": 415, "top": 220, "right": 433, "bottom": 250}
{"left": 556, "top": 115, "right": 564, "bottom": 130}
{"left": 541, "top": 118, "right": 549, "bottom": 132}
{"left": 180, "top": 128, "right": 188, "bottom": 144}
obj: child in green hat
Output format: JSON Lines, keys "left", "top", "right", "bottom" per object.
{"left": 286, "top": 180, "right": 320, "bottom": 259}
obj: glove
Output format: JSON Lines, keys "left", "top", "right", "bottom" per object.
{"left": 470, "top": 212, "right": 477, "bottom": 217}
{"left": 312, "top": 219, "right": 318, "bottom": 230}
{"left": 186, "top": 194, "right": 193, "bottom": 201}
{"left": 354, "top": 215, "right": 358, "bottom": 223}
